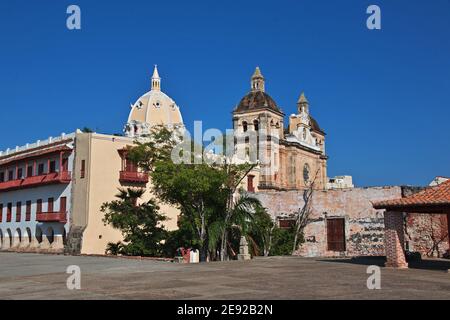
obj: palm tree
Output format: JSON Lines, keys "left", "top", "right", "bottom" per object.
{"left": 214, "top": 191, "right": 263, "bottom": 261}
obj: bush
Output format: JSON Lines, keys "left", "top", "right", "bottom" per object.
{"left": 270, "top": 227, "right": 303, "bottom": 256}
{"left": 162, "top": 217, "right": 200, "bottom": 258}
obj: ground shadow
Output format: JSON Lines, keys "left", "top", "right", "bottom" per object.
{"left": 317, "top": 256, "right": 450, "bottom": 271}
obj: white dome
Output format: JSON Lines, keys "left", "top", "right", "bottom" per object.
{"left": 124, "top": 66, "right": 184, "bottom": 138}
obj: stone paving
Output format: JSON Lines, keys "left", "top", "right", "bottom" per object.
{"left": 1, "top": 252, "right": 450, "bottom": 300}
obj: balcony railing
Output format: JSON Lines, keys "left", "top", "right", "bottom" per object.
{"left": 119, "top": 171, "right": 149, "bottom": 184}
{"left": 0, "top": 171, "right": 71, "bottom": 192}
{"left": 36, "top": 212, "right": 67, "bottom": 223}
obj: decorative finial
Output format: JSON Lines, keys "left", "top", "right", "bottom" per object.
{"left": 298, "top": 92, "right": 308, "bottom": 104}
{"left": 252, "top": 66, "right": 264, "bottom": 79}
{"left": 151, "top": 65, "right": 161, "bottom": 91}
{"left": 251, "top": 66, "right": 265, "bottom": 92}
{"left": 297, "top": 92, "right": 309, "bottom": 114}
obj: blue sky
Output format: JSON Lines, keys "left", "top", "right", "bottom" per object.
{"left": 0, "top": 0, "right": 449, "bottom": 187}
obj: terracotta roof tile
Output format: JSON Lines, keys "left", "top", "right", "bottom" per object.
{"left": 373, "top": 180, "right": 450, "bottom": 209}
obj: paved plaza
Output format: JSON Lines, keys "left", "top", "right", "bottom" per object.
{"left": 1, "top": 252, "right": 450, "bottom": 299}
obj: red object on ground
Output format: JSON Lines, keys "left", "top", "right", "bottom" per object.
{"left": 183, "top": 248, "right": 191, "bottom": 263}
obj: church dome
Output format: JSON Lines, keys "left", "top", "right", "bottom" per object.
{"left": 309, "top": 115, "right": 324, "bottom": 134}
{"left": 125, "top": 66, "right": 183, "bottom": 137}
{"left": 234, "top": 90, "right": 281, "bottom": 114}
{"left": 233, "top": 67, "right": 283, "bottom": 115}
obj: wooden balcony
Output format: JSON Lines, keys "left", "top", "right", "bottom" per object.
{"left": 36, "top": 212, "right": 67, "bottom": 223}
{"left": 119, "top": 171, "right": 149, "bottom": 184}
{"left": 0, "top": 171, "right": 71, "bottom": 192}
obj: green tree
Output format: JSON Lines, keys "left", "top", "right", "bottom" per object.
{"left": 81, "top": 127, "right": 94, "bottom": 133}
{"left": 247, "top": 207, "right": 276, "bottom": 256}
{"left": 271, "top": 227, "right": 297, "bottom": 256}
{"left": 128, "top": 127, "right": 264, "bottom": 262}
{"left": 163, "top": 216, "right": 200, "bottom": 258}
{"left": 101, "top": 188, "right": 168, "bottom": 257}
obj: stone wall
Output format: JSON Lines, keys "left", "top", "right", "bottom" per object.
{"left": 254, "top": 186, "right": 404, "bottom": 257}
{"left": 406, "top": 213, "right": 449, "bottom": 258}
{"left": 255, "top": 186, "right": 449, "bottom": 258}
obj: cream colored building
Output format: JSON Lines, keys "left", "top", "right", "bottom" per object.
{"left": 0, "top": 66, "right": 182, "bottom": 255}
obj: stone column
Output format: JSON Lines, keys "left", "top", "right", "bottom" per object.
{"left": 2, "top": 236, "right": 11, "bottom": 250}
{"left": 19, "top": 235, "right": 30, "bottom": 249}
{"left": 12, "top": 236, "right": 21, "bottom": 248}
{"left": 39, "top": 236, "right": 51, "bottom": 250}
{"left": 29, "top": 236, "right": 40, "bottom": 250}
{"left": 50, "top": 235, "right": 64, "bottom": 253}
{"left": 237, "top": 236, "right": 251, "bottom": 261}
{"left": 384, "top": 211, "right": 408, "bottom": 268}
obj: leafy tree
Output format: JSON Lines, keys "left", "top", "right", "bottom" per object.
{"left": 163, "top": 216, "right": 200, "bottom": 257}
{"left": 212, "top": 133, "right": 258, "bottom": 261}
{"left": 81, "top": 127, "right": 95, "bottom": 133}
{"left": 271, "top": 227, "right": 297, "bottom": 256}
{"left": 151, "top": 161, "right": 227, "bottom": 261}
{"left": 101, "top": 188, "right": 168, "bottom": 257}
{"left": 247, "top": 207, "right": 276, "bottom": 256}
{"left": 128, "top": 127, "right": 263, "bottom": 262}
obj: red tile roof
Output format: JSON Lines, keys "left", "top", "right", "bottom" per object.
{"left": 373, "top": 180, "right": 450, "bottom": 211}
{"left": 0, "top": 144, "right": 72, "bottom": 166}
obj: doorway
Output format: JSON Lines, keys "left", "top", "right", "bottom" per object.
{"left": 327, "top": 218, "right": 346, "bottom": 252}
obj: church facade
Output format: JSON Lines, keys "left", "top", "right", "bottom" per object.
{"left": 233, "top": 67, "right": 328, "bottom": 192}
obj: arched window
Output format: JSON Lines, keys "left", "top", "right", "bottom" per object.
{"left": 253, "top": 120, "right": 259, "bottom": 131}
{"left": 303, "top": 163, "right": 311, "bottom": 184}
{"left": 242, "top": 121, "right": 248, "bottom": 132}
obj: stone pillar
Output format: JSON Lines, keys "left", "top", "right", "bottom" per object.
{"left": 2, "top": 236, "right": 11, "bottom": 250}
{"left": 237, "top": 236, "right": 251, "bottom": 261}
{"left": 29, "top": 236, "right": 40, "bottom": 250}
{"left": 384, "top": 211, "right": 408, "bottom": 268}
{"left": 447, "top": 213, "right": 450, "bottom": 251}
{"left": 12, "top": 237, "right": 21, "bottom": 248}
{"left": 19, "top": 236, "right": 30, "bottom": 249}
{"left": 39, "top": 236, "right": 51, "bottom": 250}
{"left": 50, "top": 235, "right": 64, "bottom": 253}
